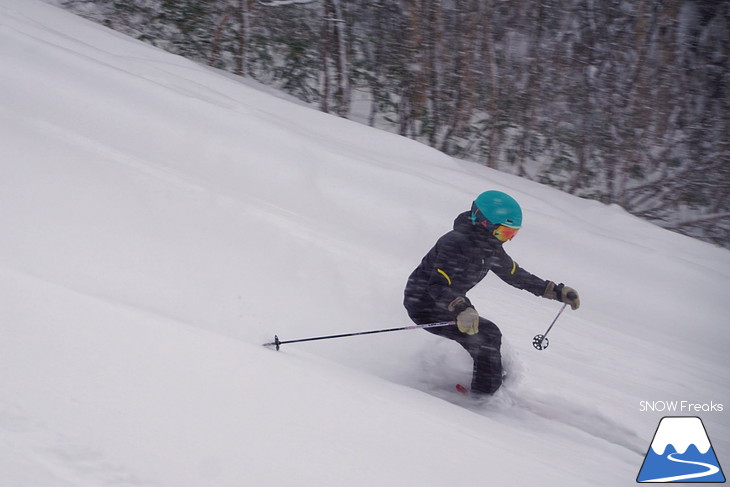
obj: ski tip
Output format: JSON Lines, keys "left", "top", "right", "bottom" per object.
{"left": 455, "top": 384, "right": 469, "bottom": 395}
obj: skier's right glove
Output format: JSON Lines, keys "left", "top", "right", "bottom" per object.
{"left": 543, "top": 281, "right": 580, "bottom": 310}
{"left": 456, "top": 307, "right": 480, "bottom": 335}
{"left": 449, "top": 297, "right": 480, "bottom": 335}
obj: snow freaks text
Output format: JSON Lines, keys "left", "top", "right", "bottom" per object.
{"left": 639, "top": 401, "right": 724, "bottom": 413}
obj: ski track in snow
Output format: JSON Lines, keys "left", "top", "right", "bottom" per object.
{"left": 504, "top": 391, "right": 645, "bottom": 455}
{"left": 422, "top": 381, "right": 646, "bottom": 456}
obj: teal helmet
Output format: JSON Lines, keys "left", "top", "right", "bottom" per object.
{"left": 470, "top": 190, "right": 522, "bottom": 229}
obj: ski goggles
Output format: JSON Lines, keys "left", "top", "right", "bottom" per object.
{"left": 493, "top": 225, "right": 520, "bottom": 242}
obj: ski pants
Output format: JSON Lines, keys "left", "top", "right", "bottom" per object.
{"left": 408, "top": 311, "right": 503, "bottom": 395}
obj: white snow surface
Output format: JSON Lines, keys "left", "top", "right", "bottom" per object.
{"left": 1, "top": 1, "right": 729, "bottom": 486}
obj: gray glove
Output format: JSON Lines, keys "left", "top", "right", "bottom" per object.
{"left": 448, "top": 296, "right": 480, "bottom": 335}
{"left": 543, "top": 281, "right": 580, "bottom": 310}
{"left": 456, "top": 307, "right": 479, "bottom": 335}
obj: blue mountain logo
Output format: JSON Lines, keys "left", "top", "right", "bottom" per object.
{"left": 637, "top": 416, "right": 725, "bottom": 483}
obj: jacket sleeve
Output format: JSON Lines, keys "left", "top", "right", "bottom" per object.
{"left": 491, "top": 247, "right": 549, "bottom": 297}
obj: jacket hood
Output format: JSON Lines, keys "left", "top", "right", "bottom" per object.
{"left": 453, "top": 211, "right": 502, "bottom": 248}
{"left": 453, "top": 211, "right": 473, "bottom": 233}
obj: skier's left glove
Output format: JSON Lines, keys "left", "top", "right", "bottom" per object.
{"left": 543, "top": 281, "right": 580, "bottom": 310}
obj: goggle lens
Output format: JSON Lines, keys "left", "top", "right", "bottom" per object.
{"left": 493, "top": 225, "right": 519, "bottom": 242}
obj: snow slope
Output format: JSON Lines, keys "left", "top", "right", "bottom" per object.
{"left": 1, "top": 1, "right": 728, "bottom": 485}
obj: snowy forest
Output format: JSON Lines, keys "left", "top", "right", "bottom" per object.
{"left": 58, "top": 0, "right": 729, "bottom": 247}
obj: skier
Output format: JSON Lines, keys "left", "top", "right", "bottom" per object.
{"left": 403, "top": 190, "right": 579, "bottom": 395}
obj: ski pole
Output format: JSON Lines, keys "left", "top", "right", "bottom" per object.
{"left": 532, "top": 291, "right": 577, "bottom": 350}
{"left": 263, "top": 321, "right": 455, "bottom": 351}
